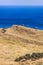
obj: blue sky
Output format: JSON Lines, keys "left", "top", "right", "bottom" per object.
{"left": 0, "top": 0, "right": 43, "bottom": 5}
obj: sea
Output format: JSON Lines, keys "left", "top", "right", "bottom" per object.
{"left": 0, "top": 6, "right": 43, "bottom": 30}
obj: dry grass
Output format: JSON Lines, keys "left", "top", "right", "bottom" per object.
{"left": 0, "top": 25, "right": 43, "bottom": 65}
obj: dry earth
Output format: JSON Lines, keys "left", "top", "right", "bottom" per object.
{"left": 0, "top": 25, "right": 43, "bottom": 65}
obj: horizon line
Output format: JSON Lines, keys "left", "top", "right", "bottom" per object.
{"left": 0, "top": 4, "right": 43, "bottom": 6}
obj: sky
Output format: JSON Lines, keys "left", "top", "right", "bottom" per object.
{"left": 0, "top": 0, "right": 43, "bottom": 6}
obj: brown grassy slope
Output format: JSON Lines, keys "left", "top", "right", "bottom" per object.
{"left": 0, "top": 25, "right": 43, "bottom": 65}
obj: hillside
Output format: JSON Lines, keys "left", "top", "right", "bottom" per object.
{"left": 0, "top": 25, "right": 43, "bottom": 65}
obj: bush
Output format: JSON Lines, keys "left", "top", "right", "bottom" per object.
{"left": 31, "top": 53, "right": 43, "bottom": 61}
{"left": 15, "top": 52, "right": 43, "bottom": 62}
{"left": 40, "top": 53, "right": 43, "bottom": 57}
{"left": 15, "top": 56, "right": 24, "bottom": 62}
{"left": 24, "top": 54, "right": 31, "bottom": 60}
{"left": 31, "top": 53, "right": 39, "bottom": 60}
{"left": 36, "top": 53, "right": 42, "bottom": 58}
{"left": 15, "top": 58, "right": 20, "bottom": 62}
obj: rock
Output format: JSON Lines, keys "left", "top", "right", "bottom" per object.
{"left": 1, "top": 28, "right": 6, "bottom": 33}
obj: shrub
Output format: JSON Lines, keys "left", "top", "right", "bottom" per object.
{"left": 24, "top": 54, "right": 31, "bottom": 60}
{"left": 31, "top": 53, "right": 43, "bottom": 61}
{"left": 35, "top": 53, "right": 42, "bottom": 58}
{"left": 31, "top": 53, "right": 38, "bottom": 60}
{"left": 40, "top": 53, "right": 43, "bottom": 57}
{"left": 15, "top": 52, "right": 43, "bottom": 62}
{"left": 15, "top": 58, "right": 20, "bottom": 62}
{"left": 15, "top": 56, "right": 24, "bottom": 62}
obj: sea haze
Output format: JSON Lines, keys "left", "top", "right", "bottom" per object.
{"left": 0, "top": 6, "right": 43, "bottom": 29}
